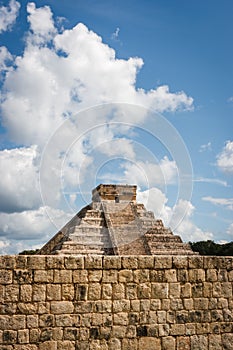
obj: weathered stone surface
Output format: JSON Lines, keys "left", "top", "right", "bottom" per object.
{"left": 0, "top": 255, "right": 233, "bottom": 349}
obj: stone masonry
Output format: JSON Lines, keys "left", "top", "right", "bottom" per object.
{"left": 0, "top": 255, "right": 232, "bottom": 349}
{"left": 39, "top": 184, "right": 196, "bottom": 256}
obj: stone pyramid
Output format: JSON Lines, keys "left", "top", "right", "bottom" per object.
{"left": 39, "top": 184, "right": 197, "bottom": 255}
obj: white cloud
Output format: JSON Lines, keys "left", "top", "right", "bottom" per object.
{"left": 0, "top": 0, "right": 20, "bottom": 33}
{"left": 0, "top": 46, "right": 12, "bottom": 72}
{"left": 0, "top": 146, "right": 41, "bottom": 213}
{"left": 202, "top": 196, "right": 233, "bottom": 211}
{"left": 194, "top": 177, "right": 228, "bottom": 187}
{"left": 111, "top": 27, "right": 120, "bottom": 41}
{"left": 0, "top": 206, "right": 72, "bottom": 253}
{"left": 27, "top": 2, "right": 57, "bottom": 45}
{"left": 216, "top": 140, "right": 233, "bottom": 174}
{"left": 1, "top": 4, "right": 193, "bottom": 147}
{"left": 199, "top": 141, "right": 212, "bottom": 152}
{"left": 123, "top": 156, "right": 177, "bottom": 188}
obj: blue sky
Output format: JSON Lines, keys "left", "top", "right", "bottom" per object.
{"left": 0, "top": 0, "right": 232, "bottom": 254}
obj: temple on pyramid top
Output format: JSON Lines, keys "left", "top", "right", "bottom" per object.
{"left": 39, "top": 184, "right": 197, "bottom": 255}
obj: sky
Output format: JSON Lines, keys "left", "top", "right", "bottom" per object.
{"left": 0, "top": 0, "right": 232, "bottom": 254}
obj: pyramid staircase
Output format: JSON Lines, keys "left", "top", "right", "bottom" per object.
{"left": 39, "top": 184, "right": 197, "bottom": 255}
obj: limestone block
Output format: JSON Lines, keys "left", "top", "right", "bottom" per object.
{"left": 184, "top": 298, "right": 194, "bottom": 310}
{"left": 17, "top": 302, "right": 37, "bottom": 315}
{"left": 0, "top": 270, "right": 12, "bottom": 284}
{"left": 46, "top": 284, "right": 61, "bottom": 301}
{"left": 208, "top": 334, "right": 222, "bottom": 350}
{"left": 176, "top": 311, "right": 189, "bottom": 324}
{"left": 188, "top": 269, "right": 205, "bottom": 283}
{"left": 170, "top": 298, "right": 183, "bottom": 310}
{"left": 138, "top": 337, "right": 161, "bottom": 350}
{"left": 113, "top": 300, "right": 130, "bottom": 313}
{"left": 154, "top": 256, "right": 172, "bottom": 269}
{"left": 54, "top": 270, "right": 72, "bottom": 284}
{"left": 157, "top": 310, "right": 166, "bottom": 323}
{"left": 113, "top": 312, "right": 128, "bottom": 325}
{"left": 0, "top": 256, "right": 15, "bottom": 269}
{"left": 169, "top": 283, "right": 180, "bottom": 298}
{"left": 112, "top": 283, "right": 125, "bottom": 299}
{"left": 103, "top": 256, "right": 121, "bottom": 269}
{"left": 50, "top": 301, "right": 74, "bottom": 314}
{"left": 172, "top": 256, "right": 188, "bottom": 269}
{"left": 138, "top": 256, "right": 154, "bottom": 269}
{"left": 164, "top": 269, "right": 177, "bottom": 282}
{"left": 39, "top": 314, "right": 54, "bottom": 327}
{"left": 11, "top": 315, "right": 26, "bottom": 330}
{"left": 88, "top": 283, "right": 101, "bottom": 300}
{"left": 196, "top": 322, "right": 210, "bottom": 334}
{"left": 102, "top": 270, "right": 118, "bottom": 283}
{"left": 102, "top": 284, "right": 112, "bottom": 299}
{"left": 2, "top": 330, "right": 17, "bottom": 344}
{"left": 0, "top": 315, "right": 11, "bottom": 330}
{"left": 29, "top": 328, "right": 40, "bottom": 343}
{"left": 27, "top": 256, "right": 46, "bottom": 269}
{"left": 26, "top": 315, "right": 38, "bottom": 328}
{"left": 177, "top": 269, "right": 189, "bottom": 282}
{"left": 194, "top": 298, "right": 209, "bottom": 310}
{"left": 73, "top": 270, "right": 88, "bottom": 283}
{"left": 38, "top": 301, "right": 50, "bottom": 314}
{"left": 94, "top": 300, "right": 112, "bottom": 313}
{"left": 190, "top": 335, "right": 208, "bottom": 350}
{"left": 206, "top": 269, "right": 218, "bottom": 282}
{"left": 185, "top": 323, "right": 196, "bottom": 335}
{"left": 188, "top": 256, "right": 203, "bottom": 269}
{"left": 46, "top": 256, "right": 64, "bottom": 269}
{"left": 20, "top": 285, "right": 32, "bottom": 302}
{"left": 176, "top": 336, "right": 190, "bottom": 350}
{"left": 162, "top": 336, "right": 176, "bottom": 350}
{"left": 32, "top": 284, "right": 46, "bottom": 302}
{"left": 18, "top": 329, "right": 29, "bottom": 344}
{"left": 151, "top": 283, "right": 168, "bottom": 299}
{"left": 191, "top": 283, "right": 203, "bottom": 298}
{"left": 64, "top": 256, "right": 84, "bottom": 269}
{"left": 181, "top": 283, "right": 191, "bottom": 298}
{"left": 5, "top": 285, "right": 19, "bottom": 302}
{"left": 133, "top": 269, "right": 149, "bottom": 283}
{"left": 118, "top": 269, "right": 133, "bottom": 283}
{"left": 34, "top": 270, "right": 53, "bottom": 283}
{"left": 170, "top": 324, "right": 185, "bottom": 335}
{"left": 88, "top": 270, "right": 102, "bottom": 282}
{"left": 150, "top": 269, "right": 165, "bottom": 282}
{"left": 85, "top": 256, "right": 102, "bottom": 269}
{"left": 111, "top": 325, "right": 126, "bottom": 338}
{"left": 13, "top": 270, "right": 32, "bottom": 284}
{"left": 57, "top": 340, "right": 75, "bottom": 350}
{"left": 137, "top": 283, "right": 151, "bottom": 299}
{"left": 121, "top": 257, "right": 138, "bottom": 269}
{"left": 39, "top": 340, "right": 57, "bottom": 350}
{"left": 63, "top": 327, "right": 79, "bottom": 340}
{"left": 140, "top": 299, "right": 150, "bottom": 311}
{"left": 150, "top": 299, "right": 161, "bottom": 310}
{"left": 122, "top": 338, "right": 137, "bottom": 350}
{"left": 222, "top": 333, "right": 233, "bottom": 350}
{"left": 161, "top": 298, "right": 170, "bottom": 310}
{"left": 130, "top": 300, "right": 140, "bottom": 312}
{"left": 15, "top": 255, "right": 27, "bottom": 269}
{"left": 108, "top": 338, "right": 121, "bottom": 350}
{"left": 62, "top": 284, "right": 74, "bottom": 301}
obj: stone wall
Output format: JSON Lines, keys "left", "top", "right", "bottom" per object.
{"left": 0, "top": 255, "right": 232, "bottom": 349}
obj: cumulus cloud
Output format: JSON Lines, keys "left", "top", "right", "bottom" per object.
{"left": 202, "top": 196, "right": 233, "bottom": 211}
{"left": 216, "top": 140, "right": 233, "bottom": 174}
{"left": 1, "top": 4, "right": 193, "bottom": 146}
{"left": 199, "top": 141, "right": 212, "bottom": 152}
{"left": 0, "top": 206, "right": 72, "bottom": 254}
{"left": 0, "top": 146, "right": 41, "bottom": 213}
{"left": 123, "top": 156, "right": 178, "bottom": 188}
{"left": 0, "top": 46, "right": 12, "bottom": 72}
{"left": 0, "top": 0, "right": 20, "bottom": 33}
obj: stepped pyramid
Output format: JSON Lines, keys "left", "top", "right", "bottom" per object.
{"left": 39, "top": 184, "right": 197, "bottom": 255}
